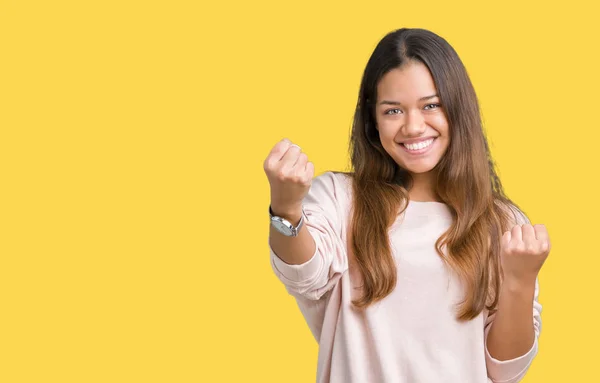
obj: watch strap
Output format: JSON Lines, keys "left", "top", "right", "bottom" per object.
{"left": 269, "top": 205, "right": 305, "bottom": 235}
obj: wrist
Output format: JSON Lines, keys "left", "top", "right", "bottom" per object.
{"left": 502, "top": 275, "right": 536, "bottom": 295}
{"left": 269, "top": 204, "right": 303, "bottom": 226}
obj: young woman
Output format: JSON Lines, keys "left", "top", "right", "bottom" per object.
{"left": 263, "top": 28, "right": 550, "bottom": 383}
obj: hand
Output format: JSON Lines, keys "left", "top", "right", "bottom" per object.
{"left": 263, "top": 138, "right": 314, "bottom": 216}
{"left": 500, "top": 224, "right": 551, "bottom": 286}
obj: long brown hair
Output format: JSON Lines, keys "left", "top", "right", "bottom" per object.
{"left": 347, "top": 28, "right": 521, "bottom": 320}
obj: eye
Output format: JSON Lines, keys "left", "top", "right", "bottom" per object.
{"left": 424, "top": 103, "right": 441, "bottom": 110}
{"left": 384, "top": 108, "right": 402, "bottom": 115}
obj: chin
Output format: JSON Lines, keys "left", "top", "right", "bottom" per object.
{"left": 398, "top": 160, "right": 439, "bottom": 175}
{"left": 405, "top": 167, "right": 436, "bottom": 175}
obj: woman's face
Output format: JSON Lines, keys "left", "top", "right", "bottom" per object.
{"left": 375, "top": 61, "right": 450, "bottom": 176}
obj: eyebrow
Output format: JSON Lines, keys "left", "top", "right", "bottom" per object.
{"left": 378, "top": 94, "right": 439, "bottom": 106}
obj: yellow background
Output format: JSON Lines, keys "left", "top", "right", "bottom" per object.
{"left": 1, "top": 0, "right": 598, "bottom": 382}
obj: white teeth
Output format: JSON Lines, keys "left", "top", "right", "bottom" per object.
{"left": 403, "top": 138, "right": 434, "bottom": 151}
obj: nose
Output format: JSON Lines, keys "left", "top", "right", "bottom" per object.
{"left": 402, "top": 109, "right": 426, "bottom": 137}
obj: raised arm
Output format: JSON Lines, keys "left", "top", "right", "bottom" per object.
{"left": 264, "top": 138, "right": 349, "bottom": 301}
{"left": 264, "top": 138, "right": 317, "bottom": 265}
{"left": 485, "top": 208, "right": 550, "bottom": 382}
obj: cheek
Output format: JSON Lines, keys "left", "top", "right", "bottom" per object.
{"left": 376, "top": 120, "right": 397, "bottom": 139}
{"left": 379, "top": 131, "right": 398, "bottom": 150}
{"left": 428, "top": 115, "right": 449, "bottom": 134}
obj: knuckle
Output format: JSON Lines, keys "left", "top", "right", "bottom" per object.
{"left": 526, "top": 244, "right": 537, "bottom": 254}
{"left": 276, "top": 169, "right": 289, "bottom": 181}
{"left": 277, "top": 141, "right": 290, "bottom": 152}
{"left": 263, "top": 158, "right": 274, "bottom": 171}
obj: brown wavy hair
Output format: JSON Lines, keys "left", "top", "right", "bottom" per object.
{"left": 346, "top": 28, "right": 522, "bottom": 320}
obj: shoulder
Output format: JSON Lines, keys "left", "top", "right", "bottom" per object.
{"left": 307, "top": 171, "right": 353, "bottom": 212}
{"left": 311, "top": 171, "right": 353, "bottom": 196}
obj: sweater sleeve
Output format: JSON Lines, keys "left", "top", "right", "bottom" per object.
{"left": 269, "top": 171, "right": 349, "bottom": 301}
{"left": 484, "top": 203, "right": 542, "bottom": 382}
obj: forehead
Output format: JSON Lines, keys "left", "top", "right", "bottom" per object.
{"left": 376, "top": 62, "right": 438, "bottom": 101}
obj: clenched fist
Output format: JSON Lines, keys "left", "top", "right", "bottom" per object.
{"left": 263, "top": 138, "right": 315, "bottom": 217}
{"left": 500, "top": 224, "right": 551, "bottom": 284}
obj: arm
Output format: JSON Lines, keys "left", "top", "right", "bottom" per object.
{"left": 485, "top": 206, "right": 549, "bottom": 382}
{"left": 485, "top": 278, "right": 542, "bottom": 383}
{"left": 269, "top": 205, "right": 316, "bottom": 266}
{"left": 268, "top": 172, "right": 349, "bottom": 300}
{"left": 263, "top": 139, "right": 348, "bottom": 301}
{"left": 486, "top": 277, "right": 536, "bottom": 360}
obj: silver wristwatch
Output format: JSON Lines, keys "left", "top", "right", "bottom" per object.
{"left": 269, "top": 205, "right": 305, "bottom": 237}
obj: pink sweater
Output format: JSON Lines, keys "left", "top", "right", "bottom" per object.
{"left": 269, "top": 171, "right": 541, "bottom": 383}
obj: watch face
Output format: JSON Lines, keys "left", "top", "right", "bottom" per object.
{"left": 271, "top": 219, "right": 293, "bottom": 236}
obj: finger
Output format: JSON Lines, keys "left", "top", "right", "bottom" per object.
{"left": 533, "top": 224, "right": 548, "bottom": 241}
{"left": 534, "top": 224, "right": 550, "bottom": 253}
{"left": 305, "top": 161, "right": 315, "bottom": 181}
{"left": 280, "top": 144, "right": 302, "bottom": 169}
{"left": 267, "top": 138, "right": 293, "bottom": 162}
{"left": 293, "top": 152, "right": 308, "bottom": 173}
{"left": 501, "top": 230, "right": 512, "bottom": 249}
{"left": 306, "top": 161, "right": 314, "bottom": 172}
{"left": 510, "top": 224, "right": 523, "bottom": 243}
{"left": 521, "top": 224, "right": 536, "bottom": 244}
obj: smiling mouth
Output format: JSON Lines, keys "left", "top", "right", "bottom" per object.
{"left": 401, "top": 138, "right": 435, "bottom": 152}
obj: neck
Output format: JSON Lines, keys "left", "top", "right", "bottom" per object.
{"left": 407, "top": 171, "right": 439, "bottom": 202}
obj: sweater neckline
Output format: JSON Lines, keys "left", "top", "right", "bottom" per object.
{"left": 408, "top": 200, "right": 448, "bottom": 207}
{"left": 405, "top": 199, "right": 452, "bottom": 217}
